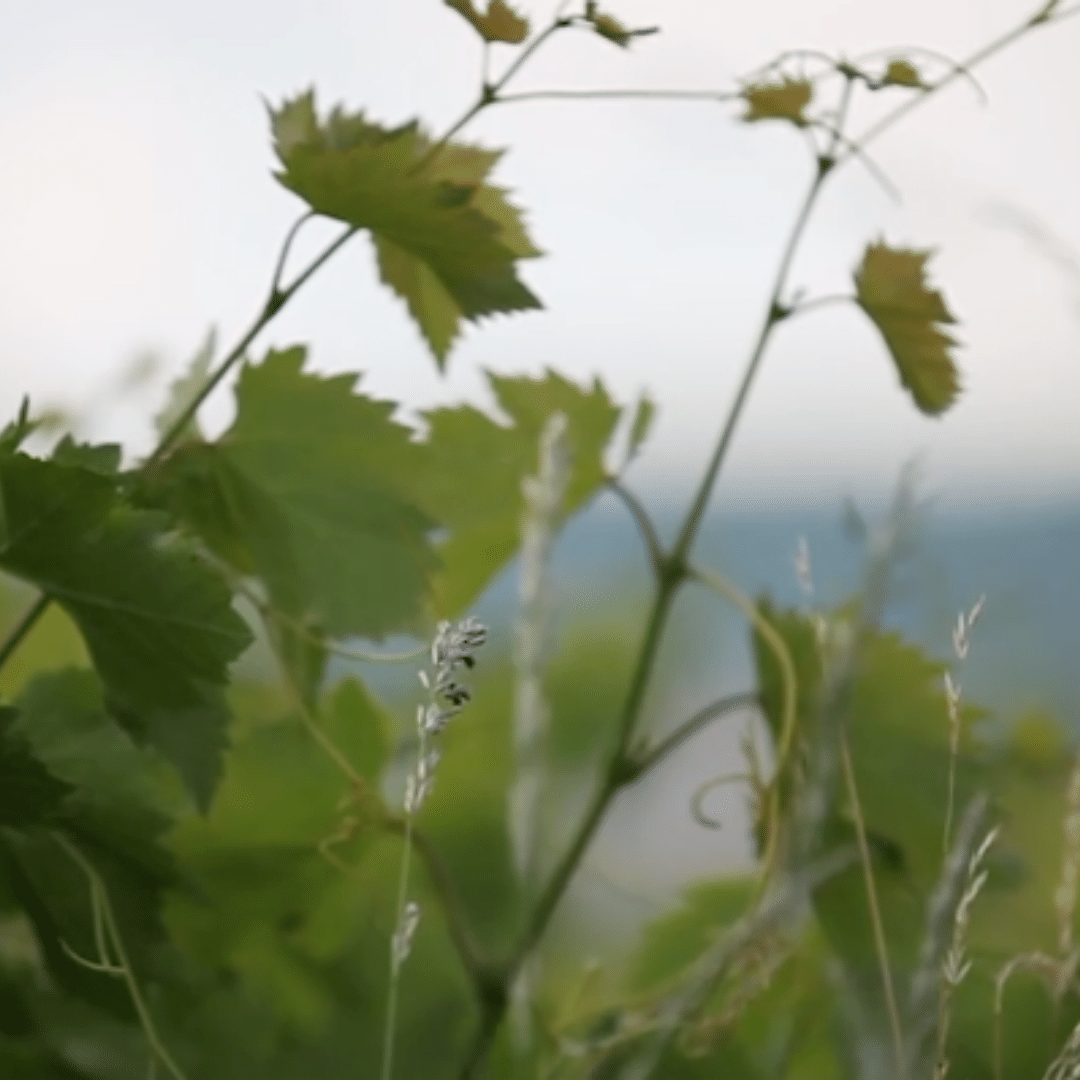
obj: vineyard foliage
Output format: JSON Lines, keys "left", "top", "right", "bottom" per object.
{"left": 0, "top": 3, "right": 1078, "bottom": 1079}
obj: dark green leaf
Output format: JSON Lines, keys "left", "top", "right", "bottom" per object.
{"left": 270, "top": 93, "right": 541, "bottom": 365}
{"left": 0, "top": 451, "right": 252, "bottom": 806}
{"left": 49, "top": 437, "right": 121, "bottom": 476}
{"left": 742, "top": 78, "right": 813, "bottom": 126}
{"left": 445, "top": 0, "right": 529, "bottom": 43}
{"left": 0, "top": 707, "right": 72, "bottom": 829}
{"left": 854, "top": 241, "right": 961, "bottom": 415}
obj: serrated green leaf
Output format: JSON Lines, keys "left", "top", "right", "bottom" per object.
{"left": 11, "top": 672, "right": 181, "bottom": 989}
{"left": 854, "top": 241, "right": 961, "bottom": 415}
{"left": 154, "top": 328, "right": 216, "bottom": 443}
{"left": 50, "top": 437, "right": 121, "bottom": 476}
{"left": 0, "top": 707, "right": 72, "bottom": 829}
{"left": 152, "top": 347, "right": 439, "bottom": 643}
{"left": 270, "top": 92, "right": 541, "bottom": 366}
{"left": 414, "top": 369, "right": 622, "bottom": 616}
{"left": 0, "top": 451, "right": 252, "bottom": 806}
{"left": 742, "top": 78, "right": 813, "bottom": 126}
{"left": 445, "top": 0, "right": 529, "bottom": 43}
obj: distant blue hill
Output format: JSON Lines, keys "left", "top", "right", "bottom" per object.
{"left": 460, "top": 491, "right": 1080, "bottom": 732}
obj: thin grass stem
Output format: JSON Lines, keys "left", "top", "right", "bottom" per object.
{"left": 839, "top": 735, "right": 905, "bottom": 1077}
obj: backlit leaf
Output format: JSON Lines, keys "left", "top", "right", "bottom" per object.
{"left": 445, "top": 0, "right": 529, "bottom": 43}
{"left": 151, "top": 347, "right": 439, "bottom": 642}
{"left": 270, "top": 92, "right": 541, "bottom": 366}
{"left": 855, "top": 241, "right": 961, "bottom": 415}
{"left": 0, "top": 451, "right": 251, "bottom": 806}
{"left": 414, "top": 369, "right": 622, "bottom": 615}
{"left": 742, "top": 77, "right": 813, "bottom": 126}
{"left": 626, "top": 392, "right": 655, "bottom": 463}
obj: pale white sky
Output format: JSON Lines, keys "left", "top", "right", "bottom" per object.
{"left": 1, "top": 0, "right": 1078, "bottom": 511}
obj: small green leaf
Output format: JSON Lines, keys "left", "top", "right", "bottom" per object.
{"left": 742, "top": 77, "right": 813, "bottom": 126}
{"left": 854, "top": 241, "right": 961, "bottom": 415}
{"left": 0, "top": 707, "right": 72, "bottom": 828}
{"left": 445, "top": 0, "right": 529, "bottom": 43}
{"left": 584, "top": 3, "right": 658, "bottom": 47}
{"left": 881, "top": 59, "right": 923, "bottom": 88}
{"left": 626, "top": 392, "right": 656, "bottom": 462}
{"left": 270, "top": 92, "right": 542, "bottom": 366}
{"left": 0, "top": 451, "right": 252, "bottom": 806}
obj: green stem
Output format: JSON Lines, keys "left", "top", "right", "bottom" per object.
{"left": 0, "top": 592, "right": 51, "bottom": 673}
{"left": 630, "top": 691, "right": 759, "bottom": 776}
{"left": 605, "top": 476, "right": 665, "bottom": 580}
{"left": 670, "top": 157, "right": 831, "bottom": 570}
{"left": 494, "top": 87, "right": 739, "bottom": 105}
{"left": 55, "top": 834, "right": 189, "bottom": 1080}
{"left": 148, "top": 222, "right": 359, "bottom": 468}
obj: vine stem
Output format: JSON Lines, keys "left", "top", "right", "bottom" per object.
{"left": 0, "top": 593, "right": 51, "bottom": 672}
{"left": 55, "top": 834, "right": 189, "bottom": 1080}
{"left": 845, "top": 0, "right": 1079, "bottom": 161}
{"left": 458, "top": 78, "right": 848, "bottom": 1080}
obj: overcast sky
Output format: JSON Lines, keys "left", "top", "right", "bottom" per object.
{"left": 1, "top": 0, "right": 1078, "bottom": 513}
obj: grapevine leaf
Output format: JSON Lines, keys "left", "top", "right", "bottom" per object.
{"left": 626, "top": 392, "right": 656, "bottom": 462}
{"left": 2, "top": 671, "right": 186, "bottom": 1014}
{"left": 445, "top": 0, "right": 529, "bottom": 43}
{"left": 742, "top": 78, "right": 813, "bottom": 126}
{"left": 0, "top": 451, "right": 252, "bottom": 806}
{"left": 414, "top": 369, "right": 622, "bottom": 615}
{"left": 0, "top": 707, "right": 72, "bottom": 829}
{"left": 154, "top": 327, "right": 216, "bottom": 442}
{"left": 752, "top": 604, "right": 988, "bottom": 1027}
{"left": 588, "top": 10, "right": 632, "bottom": 46}
{"left": 50, "top": 436, "right": 121, "bottom": 476}
{"left": 854, "top": 241, "right": 961, "bottom": 415}
{"left": 270, "top": 92, "right": 542, "bottom": 366}
{"left": 584, "top": 4, "right": 658, "bottom": 47}
{"left": 151, "top": 347, "right": 439, "bottom": 641}
{"left": 882, "top": 58, "right": 923, "bottom": 88}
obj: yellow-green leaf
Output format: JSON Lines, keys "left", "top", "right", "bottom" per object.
{"left": 882, "top": 58, "right": 923, "bottom": 88}
{"left": 742, "top": 77, "right": 813, "bottom": 126}
{"left": 627, "top": 392, "right": 655, "bottom": 462}
{"left": 854, "top": 241, "right": 961, "bottom": 416}
{"left": 590, "top": 11, "right": 632, "bottom": 47}
{"left": 270, "top": 92, "right": 541, "bottom": 367}
{"left": 445, "top": 0, "right": 529, "bottom": 44}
